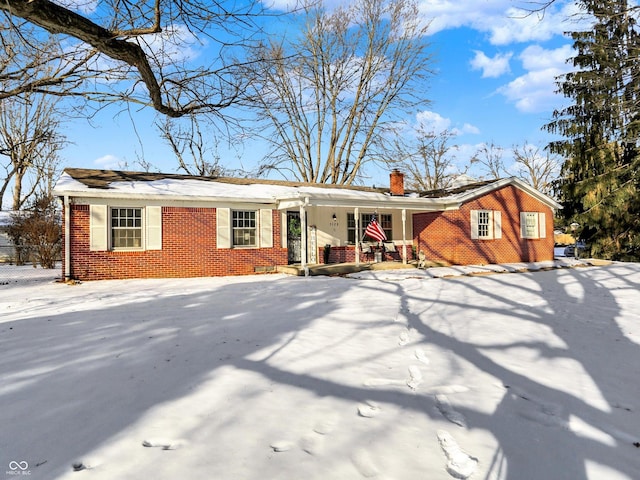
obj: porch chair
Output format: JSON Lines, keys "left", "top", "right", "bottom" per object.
{"left": 382, "top": 241, "right": 400, "bottom": 261}
{"left": 360, "top": 242, "right": 375, "bottom": 262}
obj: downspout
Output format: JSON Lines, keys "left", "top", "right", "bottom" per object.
{"left": 63, "top": 195, "right": 71, "bottom": 280}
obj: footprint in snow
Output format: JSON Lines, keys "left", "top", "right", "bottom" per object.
{"left": 142, "top": 438, "right": 186, "bottom": 450}
{"left": 398, "top": 328, "right": 417, "bottom": 346}
{"left": 313, "top": 416, "right": 338, "bottom": 435}
{"left": 435, "top": 394, "right": 467, "bottom": 428}
{"left": 300, "top": 432, "right": 325, "bottom": 455}
{"left": 351, "top": 448, "right": 380, "bottom": 478}
{"left": 436, "top": 430, "right": 478, "bottom": 479}
{"left": 414, "top": 348, "right": 430, "bottom": 365}
{"left": 406, "top": 365, "right": 423, "bottom": 390}
{"left": 270, "top": 440, "right": 295, "bottom": 452}
{"left": 358, "top": 400, "right": 382, "bottom": 418}
{"left": 299, "top": 414, "right": 339, "bottom": 455}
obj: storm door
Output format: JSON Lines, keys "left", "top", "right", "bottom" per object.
{"left": 287, "top": 211, "right": 302, "bottom": 264}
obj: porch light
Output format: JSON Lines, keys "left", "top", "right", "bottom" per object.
{"left": 332, "top": 213, "right": 337, "bottom": 221}
{"left": 570, "top": 222, "right": 580, "bottom": 259}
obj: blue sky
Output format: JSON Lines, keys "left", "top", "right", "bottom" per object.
{"left": 60, "top": 0, "right": 581, "bottom": 188}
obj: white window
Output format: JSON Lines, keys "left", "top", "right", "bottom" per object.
{"left": 347, "top": 213, "right": 392, "bottom": 243}
{"left": 470, "top": 210, "right": 502, "bottom": 240}
{"left": 111, "top": 208, "right": 142, "bottom": 249}
{"left": 520, "top": 212, "right": 546, "bottom": 239}
{"left": 232, "top": 210, "right": 257, "bottom": 247}
{"left": 89, "top": 205, "right": 162, "bottom": 251}
{"left": 217, "top": 208, "right": 273, "bottom": 249}
{"left": 477, "top": 211, "right": 491, "bottom": 238}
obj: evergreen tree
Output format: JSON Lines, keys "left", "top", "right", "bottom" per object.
{"left": 547, "top": 0, "right": 640, "bottom": 260}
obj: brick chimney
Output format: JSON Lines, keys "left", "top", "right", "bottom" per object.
{"left": 390, "top": 169, "right": 405, "bottom": 196}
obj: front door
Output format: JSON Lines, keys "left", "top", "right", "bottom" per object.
{"left": 287, "top": 211, "right": 302, "bottom": 264}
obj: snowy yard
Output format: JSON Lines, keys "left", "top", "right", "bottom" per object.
{"left": 1, "top": 261, "right": 639, "bottom": 479}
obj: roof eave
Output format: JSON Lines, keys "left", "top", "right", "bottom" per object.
{"left": 453, "top": 178, "right": 562, "bottom": 210}
{"left": 53, "top": 188, "right": 278, "bottom": 206}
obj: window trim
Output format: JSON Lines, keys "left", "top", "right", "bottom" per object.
{"left": 89, "top": 205, "right": 162, "bottom": 252}
{"left": 470, "top": 210, "right": 502, "bottom": 240}
{"left": 347, "top": 212, "right": 392, "bottom": 243}
{"left": 232, "top": 209, "right": 258, "bottom": 248}
{"left": 520, "top": 211, "right": 546, "bottom": 239}
{"left": 110, "top": 207, "right": 144, "bottom": 250}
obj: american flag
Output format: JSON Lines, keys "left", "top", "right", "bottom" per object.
{"left": 364, "top": 215, "right": 387, "bottom": 242}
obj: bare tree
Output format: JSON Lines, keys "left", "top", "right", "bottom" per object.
{"left": 157, "top": 116, "right": 227, "bottom": 177}
{"left": 471, "top": 141, "right": 506, "bottom": 179}
{"left": 512, "top": 142, "right": 560, "bottom": 194}
{"left": 243, "top": 0, "right": 433, "bottom": 184}
{"left": 0, "top": 92, "right": 65, "bottom": 210}
{"left": 390, "top": 128, "right": 463, "bottom": 191}
{"left": 0, "top": 0, "right": 268, "bottom": 118}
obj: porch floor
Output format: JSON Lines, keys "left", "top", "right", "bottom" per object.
{"left": 277, "top": 260, "right": 446, "bottom": 276}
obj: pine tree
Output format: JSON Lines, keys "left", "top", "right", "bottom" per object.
{"left": 547, "top": 0, "right": 640, "bottom": 260}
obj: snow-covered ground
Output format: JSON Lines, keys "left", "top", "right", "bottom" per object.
{"left": 1, "top": 260, "right": 639, "bottom": 479}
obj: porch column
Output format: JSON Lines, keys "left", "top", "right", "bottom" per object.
{"left": 402, "top": 209, "right": 407, "bottom": 264}
{"left": 64, "top": 195, "right": 71, "bottom": 279}
{"left": 354, "top": 207, "right": 360, "bottom": 267}
{"left": 300, "top": 200, "right": 308, "bottom": 276}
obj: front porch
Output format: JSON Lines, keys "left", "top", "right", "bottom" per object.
{"left": 277, "top": 258, "right": 446, "bottom": 276}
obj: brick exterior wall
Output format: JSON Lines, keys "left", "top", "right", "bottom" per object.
{"left": 319, "top": 245, "right": 415, "bottom": 264}
{"left": 65, "top": 205, "right": 287, "bottom": 281}
{"left": 413, "top": 185, "right": 555, "bottom": 265}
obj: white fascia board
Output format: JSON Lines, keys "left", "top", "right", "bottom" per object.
{"left": 453, "top": 178, "right": 562, "bottom": 210}
{"left": 276, "top": 194, "right": 459, "bottom": 211}
{"left": 55, "top": 189, "right": 278, "bottom": 207}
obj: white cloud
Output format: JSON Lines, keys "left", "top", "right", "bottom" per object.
{"left": 520, "top": 44, "right": 574, "bottom": 71}
{"left": 418, "top": 0, "right": 579, "bottom": 45}
{"left": 470, "top": 50, "right": 512, "bottom": 78}
{"left": 94, "top": 154, "right": 122, "bottom": 169}
{"left": 414, "top": 111, "right": 480, "bottom": 136}
{"left": 497, "top": 44, "right": 574, "bottom": 113}
{"left": 416, "top": 110, "right": 452, "bottom": 133}
{"left": 459, "top": 123, "right": 480, "bottom": 135}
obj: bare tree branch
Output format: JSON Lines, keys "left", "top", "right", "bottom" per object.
{"left": 0, "top": 0, "right": 269, "bottom": 117}
{"left": 0, "top": 92, "right": 65, "bottom": 209}
{"left": 241, "top": 0, "right": 433, "bottom": 185}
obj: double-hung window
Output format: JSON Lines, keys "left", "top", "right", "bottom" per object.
{"left": 111, "top": 207, "right": 142, "bottom": 249}
{"left": 347, "top": 213, "right": 392, "bottom": 243}
{"left": 232, "top": 210, "right": 257, "bottom": 247}
{"left": 477, "top": 211, "right": 491, "bottom": 239}
{"left": 470, "top": 210, "right": 502, "bottom": 240}
{"left": 520, "top": 212, "right": 546, "bottom": 239}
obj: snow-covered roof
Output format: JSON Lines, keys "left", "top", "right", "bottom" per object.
{"left": 0, "top": 211, "right": 15, "bottom": 227}
{"left": 52, "top": 168, "right": 561, "bottom": 211}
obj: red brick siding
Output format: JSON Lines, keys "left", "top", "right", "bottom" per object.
{"left": 413, "top": 185, "right": 555, "bottom": 265}
{"left": 320, "top": 245, "right": 415, "bottom": 264}
{"left": 66, "top": 205, "right": 287, "bottom": 280}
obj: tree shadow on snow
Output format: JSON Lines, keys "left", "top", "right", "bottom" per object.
{"left": 1, "top": 265, "right": 639, "bottom": 479}
{"left": 388, "top": 265, "right": 640, "bottom": 479}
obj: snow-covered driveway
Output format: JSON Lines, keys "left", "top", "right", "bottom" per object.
{"left": 1, "top": 262, "right": 639, "bottom": 479}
